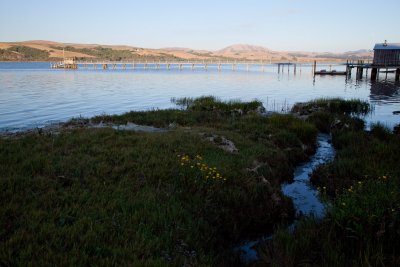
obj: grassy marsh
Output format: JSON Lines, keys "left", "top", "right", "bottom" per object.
{"left": 261, "top": 99, "right": 400, "bottom": 267}
{"left": 3, "top": 96, "right": 396, "bottom": 266}
{"left": 1, "top": 97, "right": 318, "bottom": 266}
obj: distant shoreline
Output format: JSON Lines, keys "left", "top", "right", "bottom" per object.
{"left": 1, "top": 40, "right": 373, "bottom": 63}
{"left": 0, "top": 59, "right": 348, "bottom": 64}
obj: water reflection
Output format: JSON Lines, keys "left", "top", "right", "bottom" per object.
{"left": 366, "top": 78, "right": 400, "bottom": 128}
{"left": 0, "top": 63, "right": 399, "bottom": 131}
{"left": 370, "top": 80, "right": 400, "bottom": 101}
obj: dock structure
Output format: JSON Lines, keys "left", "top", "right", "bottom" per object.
{"left": 74, "top": 60, "right": 274, "bottom": 72}
{"left": 312, "top": 42, "right": 400, "bottom": 81}
{"left": 51, "top": 55, "right": 399, "bottom": 81}
{"left": 344, "top": 60, "right": 371, "bottom": 79}
{"left": 342, "top": 41, "right": 400, "bottom": 81}
{"left": 370, "top": 42, "right": 400, "bottom": 81}
{"left": 312, "top": 60, "right": 350, "bottom": 77}
{"left": 52, "top": 58, "right": 305, "bottom": 73}
{"left": 276, "top": 62, "right": 298, "bottom": 74}
{"left": 51, "top": 58, "right": 78, "bottom": 69}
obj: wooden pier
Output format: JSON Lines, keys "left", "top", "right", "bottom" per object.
{"left": 310, "top": 59, "right": 400, "bottom": 81}
{"left": 51, "top": 58, "right": 78, "bottom": 69}
{"left": 312, "top": 42, "right": 400, "bottom": 81}
{"left": 51, "top": 58, "right": 305, "bottom": 73}
{"left": 344, "top": 60, "right": 400, "bottom": 81}
{"left": 51, "top": 58, "right": 399, "bottom": 81}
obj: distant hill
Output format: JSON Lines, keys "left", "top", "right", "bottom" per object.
{"left": 0, "top": 40, "right": 373, "bottom": 62}
{"left": 216, "top": 44, "right": 270, "bottom": 54}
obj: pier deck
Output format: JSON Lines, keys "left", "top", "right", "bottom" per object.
{"left": 51, "top": 59, "right": 304, "bottom": 72}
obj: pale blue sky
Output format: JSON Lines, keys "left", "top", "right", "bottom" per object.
{"left": 1, "top": 0, "right": 399, "bottom": 52}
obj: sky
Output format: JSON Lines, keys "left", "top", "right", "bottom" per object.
{"left": 1, "top": 0, "right": 399, "bottom": 52}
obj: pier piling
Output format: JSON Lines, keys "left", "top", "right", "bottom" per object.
{"left": 371, "top": 68, "right": 378, "bottom": 81}
{"left": 313, "top": 61, "right": 316, "bottom": 76}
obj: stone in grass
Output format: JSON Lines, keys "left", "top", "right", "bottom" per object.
{"left": 202, "top": 133, "right": 239, "bottom": 154}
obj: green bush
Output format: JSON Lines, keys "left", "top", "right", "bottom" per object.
{"left": 7, "top": 46, "right": 49, "bottom": 61}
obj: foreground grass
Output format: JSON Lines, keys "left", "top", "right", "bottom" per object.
{"left": 261, "top": 100, "right": 400, "bottom": 266}
{"left": 0, "top": 97, "right": 318, "bottom": 266}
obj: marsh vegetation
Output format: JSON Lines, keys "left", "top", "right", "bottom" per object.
{"left": 1, "top": 96, "right": 398, "bottom": 266}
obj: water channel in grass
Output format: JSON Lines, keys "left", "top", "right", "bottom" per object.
{"left": 238, "top": 133, "right": 335, "bottom": 264}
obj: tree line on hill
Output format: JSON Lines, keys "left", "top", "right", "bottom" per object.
{"left": 0, "top": 46, "right": 50, "bottom": 61}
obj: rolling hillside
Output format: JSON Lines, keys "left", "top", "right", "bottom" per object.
{"left": 0, "top": 40, "right": 373, "bottom": 62}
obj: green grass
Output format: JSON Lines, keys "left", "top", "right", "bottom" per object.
{"left": 260, "top": 100, "right": 400, "bottom": 267}
{"left": 5, "top": 97, "right": 387, "bottom": 266}
{"left": 292, "top": 97, "right": 372, "bottom": 116}
{"left": 171, "top": 96, "right": 263, "bottom": 113}
{"left": 0, "top": 97, "right": 320, "bottom": 266}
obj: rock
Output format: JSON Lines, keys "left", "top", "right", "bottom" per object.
{"left": 256, "top": 105, "right": 266, "bottom": 114}
{"left": 203, "top": 133, "right": 239, "bottom": 154}
{"left": 393, "top": 110, "right": 400, "bottom": 115}
{"left": 232, "top": 108, "right": 244, "bottom": 115}
{"left": 168, "top": 122, "right": 178, "bottom": 129}
{"left": 112, "top": 122, "right": 167, "bottom": 133}
{"left": 331, "top": 119, "right": 344, "bottom": 130}
{"left": 247, "top": 160, "right": 265, "bottom": 173}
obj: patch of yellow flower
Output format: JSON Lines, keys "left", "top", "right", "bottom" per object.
{"left": 347, "top": 186, "right": 353, "bottom": 193}
{"left": 378, "top": 175, "right": 389, "bottom": 182}
{"left": 177, "top": 154, "right": 226, "bottom": 181}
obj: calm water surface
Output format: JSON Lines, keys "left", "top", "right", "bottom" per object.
{"left": 1, "top": 62, "right": 399, "bottom": 131}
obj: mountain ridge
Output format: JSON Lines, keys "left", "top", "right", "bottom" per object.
{"left": 0, "top": 40, "right": 373, "bottom": 62}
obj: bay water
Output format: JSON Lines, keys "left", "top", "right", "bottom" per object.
{"left": 1, "top": 62, "right": 399, "bottom": 132}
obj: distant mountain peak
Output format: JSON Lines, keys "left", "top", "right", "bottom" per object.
{"left": 217, "top": 44, "right": 270, "bottom": 53}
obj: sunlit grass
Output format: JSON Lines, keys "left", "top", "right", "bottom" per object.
{"left": 0, "top": 97, "right": 315, "bottom": 266}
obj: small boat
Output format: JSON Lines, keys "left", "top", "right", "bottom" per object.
{"left": 314, "top": 69, "right": 347, "bottom": 75}
{"left": 51, "top": 58, "right": 78, "bottom": 69}
{"left": 379, "top": 70, "right": 395, "bottom": 73}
